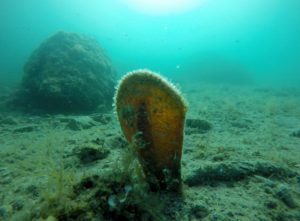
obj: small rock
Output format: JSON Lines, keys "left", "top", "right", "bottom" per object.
{"left": 74, "top": 175, "right": 98, "bottom": 192}
{"left": 76, "top": 147, "right": 109, "bottom": 164}
{"left": 186, "top": 119, "right": 212, "bottom": 133}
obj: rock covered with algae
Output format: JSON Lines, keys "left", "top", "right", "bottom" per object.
{"left": 14, "top": 31, "right": 116, "bottom": 112}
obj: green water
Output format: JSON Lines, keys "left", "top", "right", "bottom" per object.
{"left": 1, "top": 0, "right": 300, "bottom": 86}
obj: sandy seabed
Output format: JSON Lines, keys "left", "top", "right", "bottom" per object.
{"left": 0, "top": 82, "right": 299, "bottom": 221}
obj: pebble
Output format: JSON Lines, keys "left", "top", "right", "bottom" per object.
{"left": 76, "top": 146, "right": 109, "bottom": 164}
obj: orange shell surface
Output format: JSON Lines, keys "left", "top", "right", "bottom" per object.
{"left": 115, "top": 69, "right": 186, "bottom": 191}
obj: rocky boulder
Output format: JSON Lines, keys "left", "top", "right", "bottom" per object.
{"left": 14, "top": 31, "right": 116, "bottom": 113}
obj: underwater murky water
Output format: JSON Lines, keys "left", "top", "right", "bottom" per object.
{"left": 0, "top": 1, "right": 300, "bottom": 220}
{"left": 1, "top": 0, "right": 300, "bottom": 86}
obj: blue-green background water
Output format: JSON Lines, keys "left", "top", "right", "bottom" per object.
{"left": 1, "top": 0, "right": 300, "bottom": 87}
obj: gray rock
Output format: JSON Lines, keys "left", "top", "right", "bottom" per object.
{"left": 11, "top": 31, "right": 116, "bottom": 113}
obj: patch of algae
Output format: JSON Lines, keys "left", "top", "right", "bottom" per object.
{"left": 1, "top": 120, "right": 175, "bottom": 221}
{"left": 27, "top": 140, "right": 167, "bottom": 220}
{"left": 5, "top": 132, "right": 81, "bottom": 221}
